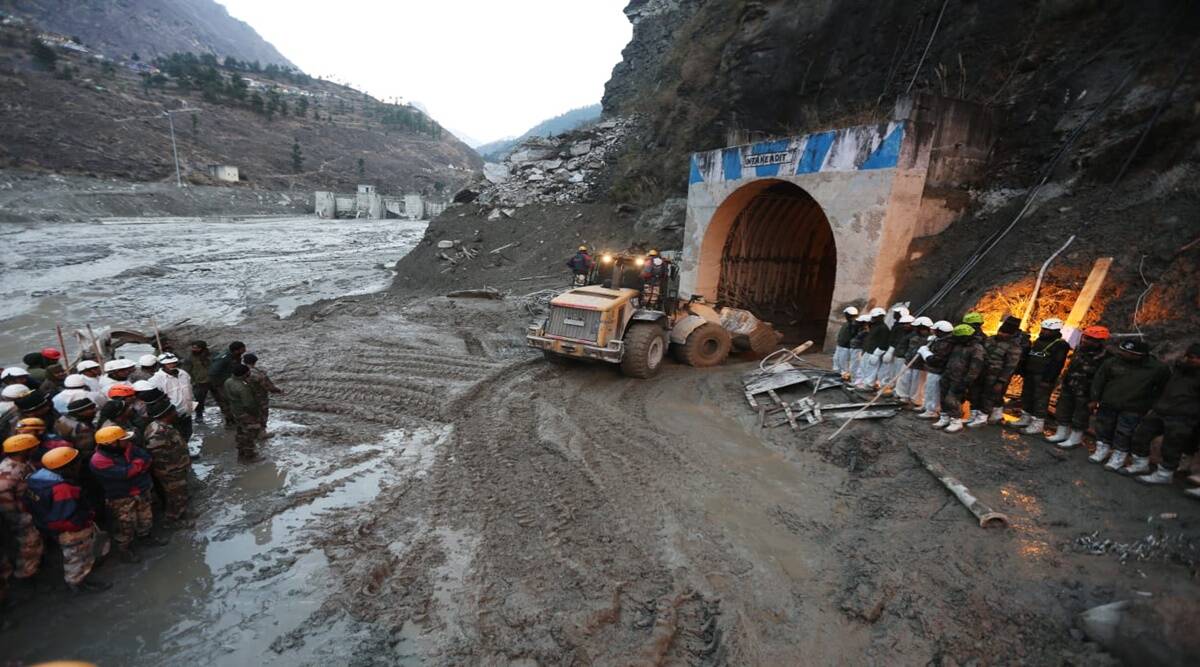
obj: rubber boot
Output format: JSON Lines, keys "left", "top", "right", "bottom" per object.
{"left": 1104, "top": 450, "right": 1129, "bottom": 472}
{"left": 1123, "top": 455, "right": 1151, "bottom": 476}
{"left": 1137, "top": 467, "right": 1174, "bottom": 484}
{"left": 1057, "top": 429, "right": 1084, "bottom": 450}
{"left": 1088, "top": 441, "right": 1112, "bottom": 464}
{"left": 1009, "top": 412, "right": 1032, "bottom": 429}
{"left": 944, "top": 418, "right": 965, "bottom": 434}
{"left": 1021, "top": 418, "right": 1045, "bottom": 436}
{"left": 1046, "top": 425, "right": 1070, "bottom": 443}
{"left": 987, "top": 408, "right": 1005, "bottom": 425}
{"left": 932, "top": 415, "right": 951, "bottom": 429}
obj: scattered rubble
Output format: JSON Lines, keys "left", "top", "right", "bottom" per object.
{"left": 460, "top": 116, "right": 639, "bottom": 211}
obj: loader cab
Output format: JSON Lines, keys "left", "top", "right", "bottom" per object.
{"left": 593, "top": 253, "right": 680, "bottom": 316}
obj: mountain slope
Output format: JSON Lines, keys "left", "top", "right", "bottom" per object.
{"left": 476, "top": 104, "right": 602, "bottom": 161}
{"left": 3, "top": 0, "right": 294, "bottom": 66}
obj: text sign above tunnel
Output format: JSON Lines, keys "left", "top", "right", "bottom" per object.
{"left": 689, "top": 122, "right": 906, "bottom": 185}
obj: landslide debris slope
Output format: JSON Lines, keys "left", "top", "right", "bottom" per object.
{"left": 0, "top": 15, "right": 481, "bottom": 193}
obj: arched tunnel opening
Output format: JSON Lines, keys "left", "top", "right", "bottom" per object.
{"left": 716, "top": 181, "right": 837, "bottom": 346}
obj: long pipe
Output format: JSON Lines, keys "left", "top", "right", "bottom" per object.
{"left": 908, "top": 445, "right": 1009, "bottom": 529}
{"left": 1020, "top": 235, "right": 1075, "bottom": 330}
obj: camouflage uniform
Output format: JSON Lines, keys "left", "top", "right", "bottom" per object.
{"left": 0, "top": 457, "right": 43, "bottom": 578}
{"left": 224, "top": 376, "right": 263, "bottom": 459}
{"left": 106, "top": 496, "right": 153, "bottom": 549}
{"left": 940, "top": 338, "right": 986, "bottom": 418}
{"left": 54, "top": 415, "right": 96, "bottom": 460}
{"left": 1054, "top": 344, "right": 1108, "bottom": 430}
{"left": 58, "top": 525, "right": 100, "bottom": 586}
{"left": 1019, "top": 333, "right": 1070, "bottom": 418}
{"left": 246, "top": 365, "right": 281, "bottom": 426}
{"left": 143, "top": 420, "right": 191, "bottom": 521}
{"left": 974, "top": 334, "right": 1024, "bottom": 413}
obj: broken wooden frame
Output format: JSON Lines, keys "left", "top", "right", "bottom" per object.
{"left": 743, "top": 364, "right": 901, "bottom": 431}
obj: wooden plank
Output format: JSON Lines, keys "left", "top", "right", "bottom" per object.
{"left": 1064, "top": 257, "right": 1113, "bottom": 335}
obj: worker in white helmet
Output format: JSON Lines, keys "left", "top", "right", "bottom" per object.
{"left": 895, "top": 317, "right": 933, "bottom": 404}
{"left": 75, "top": 359, "right": 103, "bottom": 394}
{"left": 52, "top": 374, "right": 107, "bottom": 414}
{"left": 100, "top": 358, "right": 137, "bottom": 395}
{"left": 129, "top": 354, "right": 159, "bottom": 384}
{"left": 852, "top": 307, "right": 890, "bottom": 390}
{"left": 844, "top": 313, "right": 872, "bottom": 381}
{"left": 832, "top": 306, "right": 860, "bottom": 374}
{"left": 915, "top": 320, "right": 956, "bottom": 418}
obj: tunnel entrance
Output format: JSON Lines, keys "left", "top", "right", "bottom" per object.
{"left": 714, "top": 181, "right": 837, "bottom": 345}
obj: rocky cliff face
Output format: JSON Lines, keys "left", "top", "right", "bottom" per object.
{"left": 5, "top": 0, "right": 294, "bottom": 66}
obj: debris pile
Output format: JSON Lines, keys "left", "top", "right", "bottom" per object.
{"left": 1074, "top": 530, "right": 1200, "bottom": 570}
{"left": 458, "top": 116, "right": 639, "bottom": 209}
{"left": 741, "top": 362, "right": 903, "bottom": 431}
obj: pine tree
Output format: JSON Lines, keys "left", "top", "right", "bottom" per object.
{"left": 356, "top": 157, "right": 365, "bottom": 179}
{"left": 291, "top": 140, "right": 304, "bottom": 173}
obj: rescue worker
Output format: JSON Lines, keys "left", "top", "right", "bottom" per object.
{"left": 0, "top": 434, "right": 44, "bottom": 580}
{"left": 242, "top": 353, "right": 282, "bottom": 430}
{"left": 832, "top": 306, "right": 860, "bottom": 375}
{"left": 1089, "top": 339, "right": 1171, "bottom": 471}
{"left": 639, "top": 250, "right": 670, "bottom": 309}
{"left": 1012, "top": 318, "right": 1070, "bottom": 437}
{"left": 1125, "top": 343, "right": 1199, "bottom": 484}
{"left": 1050, "top": 325, "right": 1110, "bottom": 450}
{"left": 132, "top": 382, "right": 167, "bottom": 429}
{"left": 845, "top": 313, "right": 872, "bottom": 381}
{"left": 566, "top": 245, "right": 595, "bottom": 287}
{"left": 853, "top": 308, "right": 891, "bottom": 390}
{"left": 89, "top": 425, "right": 160, "bottom": 561}
{"left": 98, "top": 397, "right": 141, "bottom": 447}
{"left": 0, "top": 384, "right": 30, "bottom": 439}
{"left": 916, "top": 320, "right": 956, "bottom": 418}
{"left": 53, "top": 374, "right": 103, "bottom": 415}
{"left": 208, "top": 341, "right": 246, "bottom": 428}
{"left": 76, "top": 359, "right": 103, "bottom": 392}
{"left": 897, "top": 317, "right": 933, "bottom": 405}
{"left": 143, "top": 400, "right": 192, "bottom": 522}
{"left": 151, "top": 353, "right": 195, "bottom": 442}
{"left": 882, "top": 313, "right": 915, "bottom": 392}
{"left": 963, "top": 312, "right": 987, "bottom": 341}
{"left": 17, "top": 390, "right": 60, "bottom": 436}
{"left": 224, "top": 364, "right": 264, "bottom": 462}
{"left": 966, "top": 316, "right": 1024, "bottom": 429}
{"left": 183, "top": 341, "right": 212, "bottom": 421}
{"left": 960, "top": 312, "right": 989, "bottom": 424}
{"left": 933, "top": 324, "right": 986, "bottom": 433}
{"left": 100, "top": 358, "right": 136, "bottom": 394}
{"left": 56, "top": 398, "right": 98, "bottom": 460}
{"left": 25, "top": 447, "right": 111, "bottom": 592}
{"left": 37, "top": 361, "right": 67, "bottom": 399}
{"left": 1, "top": 366, "right": 37, "bottom": 390}
{"left": 129, "top": 354, "right": 159, "bottom": 384}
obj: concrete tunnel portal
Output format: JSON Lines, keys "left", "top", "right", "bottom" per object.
{"left": 704, "top": 180, "right": 837, "bottom": 345}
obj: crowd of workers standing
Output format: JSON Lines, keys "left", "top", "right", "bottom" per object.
{"left": 833, "top": 304, "right": 1199, "bottom": 498}
{"left": 0, "top": 339, "right": 281, "bottom": 597}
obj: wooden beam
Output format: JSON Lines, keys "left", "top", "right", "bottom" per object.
{"left": 1064, "top": 257, "right": 1113, "bottom": 345}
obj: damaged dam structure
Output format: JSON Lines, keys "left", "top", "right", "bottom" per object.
{"left": 681, "top": 95, "right": 996, "bottom": 347}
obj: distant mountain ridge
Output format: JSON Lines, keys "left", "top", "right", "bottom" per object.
{"left": 477, "top": 104, "right": 602, "bottom": 161}
{"left": 3, "top": 0, "right": 294, "bottom": 66}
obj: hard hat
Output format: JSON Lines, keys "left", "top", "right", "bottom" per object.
{"left": 132, "top": 380, "right": 155, "bottom": 392}
{"left": 855, "top": 314, "right": 871, "bottom": 323}
{"left": 2, "top": 384, "right": 31, "bottom": 399}
{"left": 1, "top": 366, "right": 30, "bottom": 379}
{"left": 76, "top": 359, "right": 100, "bottom": 372}
{"left": 15, "top": 391, "right": 48, "bottom": 411}
{"left": 653, "top": 258, "right": 663, "bottom": 266}
{"left": 869, "top": 307, "right": 887, "bottom": 318}
{"left": 843, "top": 306, "right": 859, "bottom": 316}
{"left": 138, "top": 354, "right": 159, "bottom": 367}
{"left": 104, "top": 359, "right": 136, "bottom": 373}
{"left": 3, "top": 434, "right": 39, "bottom": 454}
{"left": 1082, "top": 325, "right": 1110, "bottom": 340}
{"left": 40, "top": 347, "right": 62, "bottom": 360}
{"left": 42, "top": 446, "right": 79, "bottom": 470}
{"left": 933, "top": 321, "right": 954, "bottom": 333}
{"left": 962, "top": 312, "right": 984, "bottom": 325}
{"left": 67, "top": 398, "right": 96, "bottom": 415}
{"left": 107, "top": 384, "right": 135, "bottom": 398}
{"left": 578, "top": 245, "right": 588, "bottom": 252}
{"left": 891, "top": 304, "right": 909, "bottom": 314}
{"left": 953, "top": 324, "right": 976, "bottom": 337}
{"left": 15, "top": 417, "right": 46, "bottom": 433}
{"left": 148, "top": 399, "right": 175, "bottom": 419}
{"left": 913, "top": 316, "right": 934, "bottom": 328}
{"left": 63, "top": 374, "right": 87, "bottom": 389}
{"left": 898, "top": 314, "right": 915, "bottom": 324}
{"left": 95, "top": 425, "right": 134, "bottom": 446}
{"left": 158, "top": 353, "right": 180, "bottom": 365}
{"left": 648, "top": 249, "right": 659, "bottom": 257}
{"left": 1040, "top": 318, "right": 1064, "bottom": 331}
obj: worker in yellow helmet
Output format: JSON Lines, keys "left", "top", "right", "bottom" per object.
{"left": 25, "top": 447, "right": 111, "bottom": 593}
{"left": 1, "top": 434, "right": 45, "bottom": 580}
{"left": 566, "top": 245, "right": 595, "bottom": 287}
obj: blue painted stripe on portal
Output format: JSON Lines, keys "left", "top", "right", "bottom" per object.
{"left": 860, "top": 125, "right": 904, "bottom": 170}
{"left": 689, "top": 155, "right": 703, "bottom": 185}
{"left": 751, "top": 139, "right": 792, "bottom": 177}
{"left": 795, "top": 131, "right": 835, "bottom": 174}
{"left": 722, "top": 148, "right": 742, "bottom": 181}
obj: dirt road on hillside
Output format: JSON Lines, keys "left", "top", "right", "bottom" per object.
{"left": 5, "top": 294, "right": 1198, "bottom": 665}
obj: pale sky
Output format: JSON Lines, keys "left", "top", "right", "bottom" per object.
{"left": 218, "top": 1, "right": 632, "bottom": 145}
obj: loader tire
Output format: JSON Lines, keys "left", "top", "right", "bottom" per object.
{"left": 675, "top": 322, "right": 732, "bottom": 368}
{"left": 621, "top": 323, "right": 666, "bottom": 379}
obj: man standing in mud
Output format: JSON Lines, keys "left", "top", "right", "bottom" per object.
{"left": 26, "top": 447, "right": 111, "bottom": 593}
{"left": 183, "top": 341, "right": 212, "bottom": 421}
{"left": 224, "top": 364, "right": 264, "bottom": 462}
{"left": 242, "top": 353, "right": 282, "bottom": 433}
{"left": 90, "top": 425, "right": 162, "bottom": 562}
{"left": 933, "top": 324, "right": 986, "bottom": 433}
{"left": 966, "top": 316, "right": 1024, "bottom": 430}
{"left": 208, "top": 341, "right": 246, "bottom": 428}
{"left": 143, "top": 400, "right": 192, "bottom": 522}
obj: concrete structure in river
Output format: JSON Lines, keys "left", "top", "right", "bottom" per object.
{"left": 681, "top": 95, "right": 996, "bottom": 347}
{"left": 315, "top": 185, "right": 447, "bottom": 220}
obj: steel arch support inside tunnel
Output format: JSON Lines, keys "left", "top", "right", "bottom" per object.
{"left": 695, "top": 180, "right": 838, "bottom": 345}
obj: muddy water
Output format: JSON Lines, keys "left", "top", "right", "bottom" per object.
{"left": 0, "top": 215, "right": 426, "bottom": 362}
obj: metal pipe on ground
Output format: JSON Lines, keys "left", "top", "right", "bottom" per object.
{"left": 907, "top": 445, "right": 1009, "bottom": 529}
